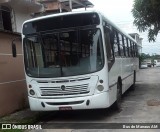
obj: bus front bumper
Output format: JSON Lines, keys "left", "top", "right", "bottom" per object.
{"left": 28, "top": 92, "right": 110, "bottom": 111}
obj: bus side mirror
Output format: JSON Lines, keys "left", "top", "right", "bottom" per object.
{"left": 11, "top": 37, "right": 21, "bottom": 57}
{"left": 12, "top": 42, "right": 17, "bottom": 57}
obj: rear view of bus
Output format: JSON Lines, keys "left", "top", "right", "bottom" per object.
{"left": 22, "top": 11, "right": 138, "bottom": 111}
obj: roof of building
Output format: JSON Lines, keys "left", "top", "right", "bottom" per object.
{"left": 38, "top": 0, "right": 93, "bottom": 9}
{"left": 129, "top": 33, "right": 140, "bottom": 37}
{"left": 60, "top": 0, "right": 93, "bottom": 9}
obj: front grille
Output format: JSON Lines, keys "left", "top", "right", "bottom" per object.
{"left": 40, "top": 84, "right": 89, "bottom": 96}
{"left": 46, "top": 101, "right": 84, "bottom": 105}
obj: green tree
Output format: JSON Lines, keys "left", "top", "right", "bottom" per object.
{"left": 132, "top": 0, "right": 160, "bottom": 42}
{"left": 139, "top": 53, "right": 150, "bottom": 63}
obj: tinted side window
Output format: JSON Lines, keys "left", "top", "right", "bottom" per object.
{"left": 126, "top": 38, "right": 130, "bottom": 57}
{"left": 129, "top": 40, "right": 133, "bottom": 57}
{"left": 132, "top": 42, "right": 135, "bottom": 57}
{"left": 104, "top": 28, "right": 114, "bottom": 59}
{"left": 118, "top": 33, "right": 124, "bottom": 57}
{"left": 123, "top": 36, "right": 129, "bottom": 57}
{"left": 113, "top": 30, "right": 120, "bottom": 56}
{"left": 135, "top": 44, "right": 139, "bottom": 57}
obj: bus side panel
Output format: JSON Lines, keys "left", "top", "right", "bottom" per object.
{"left": 108, "top": 58, "right": 122, "bottom": 105}
{"left": 108, "top": 57, "right": 137, "bottom": 104}
{"left": 121, "top": 58, "right": 134, "bottom": 93}
{"left": 108, "top": 84, "right": 117, "bottom": 106}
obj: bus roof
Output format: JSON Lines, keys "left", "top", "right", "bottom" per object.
{"left": 23, "top": 10, "right": 137, "bottom": 44}
{"left": 23, "top": 10, "right": 97, "bottom": 24}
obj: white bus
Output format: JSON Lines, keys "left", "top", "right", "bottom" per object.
{"left": 13, "top": 11, "right": 139, "bottom": 111}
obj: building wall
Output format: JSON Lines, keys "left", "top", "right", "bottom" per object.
{"left": 0, "top": 0, "right": 43, "bottom": 33}
{"left": 0, "top": 0, "right": 43, "bottom": 117}
{"left": 14, "top": 9, "right": 31, "bottom": 33}
{"left": 0, "top": 31, "right": 27, "bottom": 117}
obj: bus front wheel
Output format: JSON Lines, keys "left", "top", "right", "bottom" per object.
{"left": 112, "top": 81, "right": 122, "bottom": 111}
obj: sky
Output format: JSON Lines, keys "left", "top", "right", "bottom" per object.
{"left": 89, "top": 0, "right": 160, "bottom": 55}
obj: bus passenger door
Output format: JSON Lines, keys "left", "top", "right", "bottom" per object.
{"left": 103, "top": 26, "right": 115, "bottom": 71}
{"left": 103, "top": 25, "right": 117, "bottom": 105}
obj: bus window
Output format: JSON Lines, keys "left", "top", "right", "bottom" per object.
{"left": 126, "top": 38, "right": 130, "bottom": 57}
{"left": 24, "top": 36, "right": 44, "bottom": 68}
{"left": 131, "top": 42, "right": 135, "bottom": 57}
{"left": 113, "top": 31, "right": 119, "bottom": 57}
{"left": 129, "top": 40, "right": 133, "bottom": 57}
{"left": 135, "top": 44, "right": 138, "bottom": 57}
{"left": 24, "top": 28, "right": 104, "bottom": 77}
{"left": 122, "top": 35, "right": 126, "bottom": 57}
{"left": 42, "top": 34, "right": 59, "bottom": 67}
{"left": 80, "top": 29, "right": 104, "bottom": 72}
{"left": 133, "top": 43, "right": 136, "bottom": 57}
{"left": 103, "top": 26, "right": 114, "bottom": 71}
{"left": 118, "top": 33, "right": 124, "bottom": 57}
{"left": 123, "top": 36, "right": 128, "bottom": 57}
{"left": 115, "top": 31, "right": 121, "bottom": 56}
{"left": 59, "top": 31, "right": 78, "bottom": 67}
{"left": 104, "top": 28, "right": 114, "bottom": 60}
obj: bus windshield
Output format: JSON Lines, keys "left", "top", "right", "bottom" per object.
{"left": 24, "top": 28, "right": 104, "bottom": 78}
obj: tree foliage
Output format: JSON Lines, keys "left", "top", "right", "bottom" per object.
{"left": 139, "top": 53, "right": 150, "bottom": 63}
{"left": 132, "top": 0, "right": 160, "bottom": 42}
{"left": 139, "top": 53, "right": 160, "bottom": 64}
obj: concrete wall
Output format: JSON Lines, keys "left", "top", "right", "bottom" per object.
{"left": 14, "top": 9, "right": 31, "bottom": 33}
{"left": 1, "top": 0, "right": 43, "bottom": 33}
{"left": 0, "top": 31, "right": 27, "bottom": 117}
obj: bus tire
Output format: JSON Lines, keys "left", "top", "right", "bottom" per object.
{"left": 130, "top": 70, "right": 136, "bottom": 91}
{"left": 112, "top": 80, "right": 122, "bottom": 111}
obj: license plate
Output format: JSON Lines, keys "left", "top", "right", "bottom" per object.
{"left": 59, "top": 106, "right": 72, "bottom": 111}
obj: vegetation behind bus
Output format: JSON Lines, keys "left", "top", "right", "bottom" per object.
{"left": 139, "top": 53, "right": 160, "bottom": 66}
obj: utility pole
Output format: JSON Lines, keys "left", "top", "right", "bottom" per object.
{"left": 69, "top": 0, "right": 72, "bottom": 11}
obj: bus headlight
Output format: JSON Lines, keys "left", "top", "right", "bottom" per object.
{"left": 97, "top": 85, "right": 104, "bottom": 92}
{"left": 29, "top": 89, "right": 35, "bottom": 95}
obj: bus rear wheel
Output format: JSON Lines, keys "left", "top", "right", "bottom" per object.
{"left": 130, "top": 70, "right": 136, "bottom": 91}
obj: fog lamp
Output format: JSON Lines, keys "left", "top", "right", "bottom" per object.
{"left": 29, "top": 89, "right": 35, "bottom": 95}
{"left": 97, "top": 85, "right": 104, "bottom": 91}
